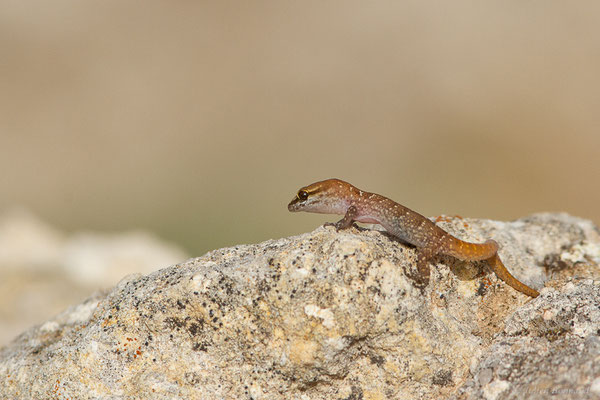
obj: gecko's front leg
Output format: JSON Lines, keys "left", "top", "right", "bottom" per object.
{"left": 325, "top": 205, "right": 358, "bottom": 231}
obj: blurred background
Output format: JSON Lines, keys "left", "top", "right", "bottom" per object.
{"left": 1, "top": 1, "right": 599, "bottom": 344}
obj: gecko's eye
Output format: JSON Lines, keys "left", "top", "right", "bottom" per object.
{"left": 297, "top": 190, "right": 309, "bottom": 201}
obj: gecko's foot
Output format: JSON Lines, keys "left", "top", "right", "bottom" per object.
{"left": 324, "top": 221, "right": 357, "bottom": 232}
{"left": 415, "top": 273, "right": 430, "bottom": 288}
{"left": 323, "top": 221, "right": 340, "bottom": 231}
{"left": 403, "top": 264, "right": 430, "bottom": 292}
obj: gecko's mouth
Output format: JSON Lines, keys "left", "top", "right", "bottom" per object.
{"left": 288, "top": 197, "right": 302, "bottom": 212}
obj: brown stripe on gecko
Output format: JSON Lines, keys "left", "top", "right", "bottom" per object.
{"left": 288, "top": 178, "right": 540, "bottom": 298}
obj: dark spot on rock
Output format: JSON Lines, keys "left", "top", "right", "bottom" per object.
{"left": 477, "top": 281, "right": 487, "bottom": 296}
{"left": 257, "top": 279, "right": 271, "bottom": 293}
{"left": 164, "top": 317, "right": 186, "bottom": 329}
{"left": 543, "top": 252, "right": 572, "bottom": 273}
{"left": 188, "top": 319, "right": 204, "bottom": 336}
{"left": 367, "top": 286, "right": 381, "bottom": 296}
{"left": 193, "top": 341, "right": 209, "bottom": 352}
{"left": 184, "top": 371, "right": 202, "bottom": 385}
{"left": 369, "top": 354, "right": 385, "bottom": 367}
{"left": 432, "top": 370, "right": 453, "bottom": 386}
{"left": 342, "top": 386, "right": 363, "bottom": 400}
{"left": 543, "top": 326, "right": 569, "bottom": 342}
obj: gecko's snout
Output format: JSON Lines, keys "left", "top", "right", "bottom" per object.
{"left": 288, "top": 197, "right": 301, "bottom": 212}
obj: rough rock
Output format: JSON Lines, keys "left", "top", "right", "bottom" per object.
{"left": 1, "top": 213, "right": 599, "bottom": 399}
{"left": 452, "top": 279, "right": 600, "bottom": 400}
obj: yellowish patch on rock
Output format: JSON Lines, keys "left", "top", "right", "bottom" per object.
{"left": 288, "top": 338, "right": 319, "bottom": 366}
{"left": 364, "top": 389, "right": 386, "bottom": 400}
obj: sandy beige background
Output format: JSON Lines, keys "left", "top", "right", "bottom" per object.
{"left": 2, "top": 1, "right": 599, "bottom": 255}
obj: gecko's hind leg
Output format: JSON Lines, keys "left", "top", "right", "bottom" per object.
{"left": 416, "top": 247, "right": 433, "bottom": 285}
{"left": 404, "top": 247, "right": 434, "bottom": 290}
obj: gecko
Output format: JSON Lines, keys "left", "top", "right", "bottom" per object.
{"left": 287, "top": 178, "right": 539, "bottom": 298}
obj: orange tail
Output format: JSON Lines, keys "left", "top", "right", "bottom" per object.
{"left": 488, "top": 254, "right": 539, "bottom": 298}
{"left": 444, "top": 237, "right": 499, "bottom": 261}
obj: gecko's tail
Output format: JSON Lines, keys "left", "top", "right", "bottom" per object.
{"left": 444, "top": 237, "right": 499, "bottom": 261}
{"left": 444, "top": 236, "right": 539, "bottom": 298}
{"left": 488, "top": 254, "right": 540, "bottom": 298}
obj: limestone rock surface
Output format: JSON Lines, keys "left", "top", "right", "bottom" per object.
{"left": 1, "top": 213, "right": 599, "bottom": 399}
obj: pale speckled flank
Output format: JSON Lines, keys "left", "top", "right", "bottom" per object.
{"left": 289, "top": 178, "right": 540, "bottom": 297}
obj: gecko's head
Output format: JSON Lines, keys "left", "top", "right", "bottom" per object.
{"left": 287, "top": 178, "right": 351, "bottom": 215}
